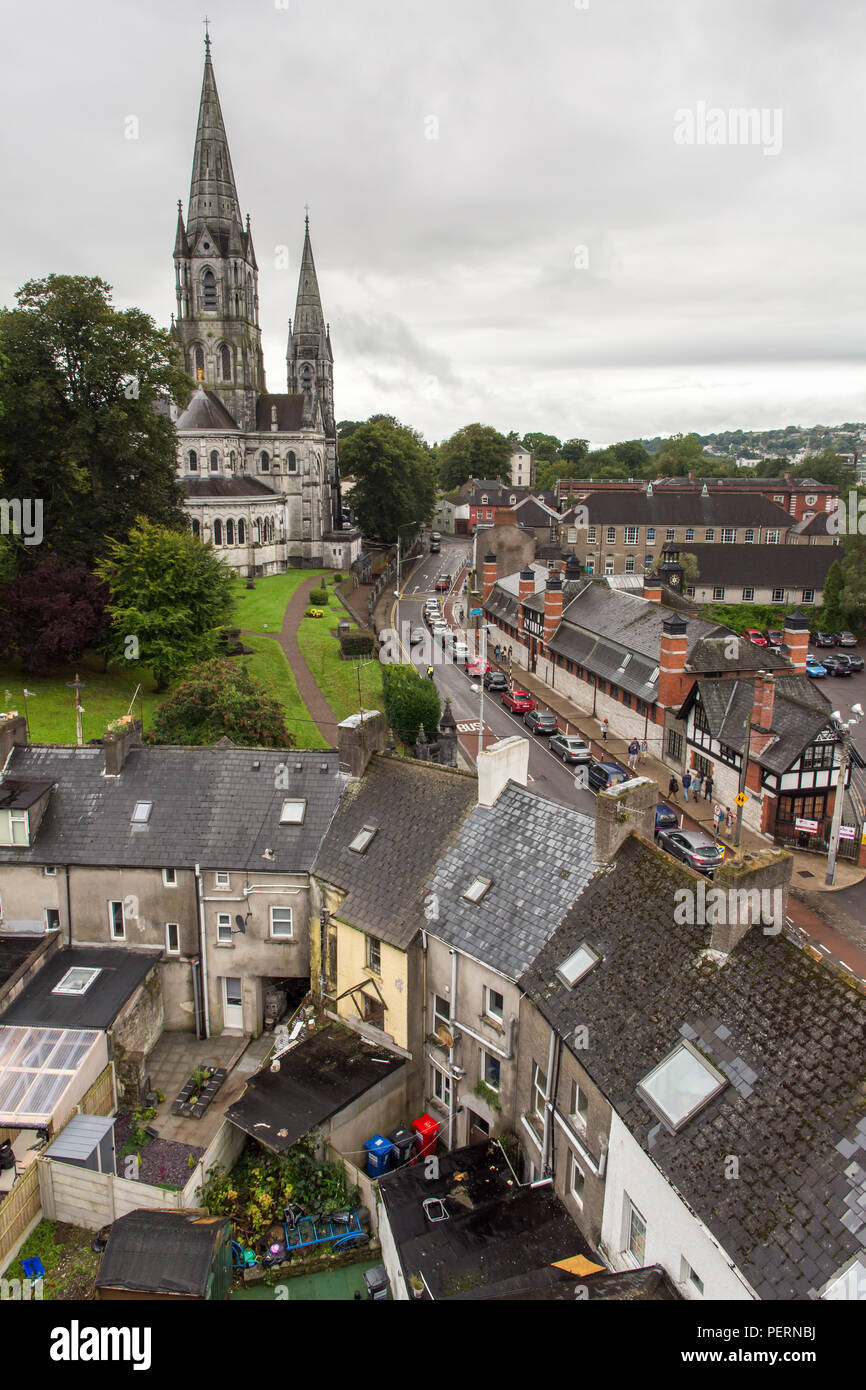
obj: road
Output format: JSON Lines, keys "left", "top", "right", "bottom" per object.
{"left": 392, "top": 538, "right": 598, "bottom": 814}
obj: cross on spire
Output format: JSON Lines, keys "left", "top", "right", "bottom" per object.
{"left": 203, "top": 15, "right": 211, "bottom": 52}
{"left": 304, "top": 203, "right": 310, "bottom": 228}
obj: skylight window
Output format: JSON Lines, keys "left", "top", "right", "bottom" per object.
{"left": 131, "top": 802, "right": 152, "bottom": 824}
{"left": 556, "top": 943, "right": 599, "bottom": 988}
{"left": 53, "top": 967, "right": 101, "bottom": 996}
{"left": 636, "top": 1040, "right": 727, "bottom": 1132}
{"left": 349, "top": 825, "right": 378, "bottom": 854}
{"left": 280, "top": 799, "right": 307, "bottom": 825}
{"left": 462, "top": 876, "right": 492, "bottom": 904}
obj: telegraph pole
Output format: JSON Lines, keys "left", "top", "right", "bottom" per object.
{"left": 733, "top": 710, "right": 752, "bottom": 851}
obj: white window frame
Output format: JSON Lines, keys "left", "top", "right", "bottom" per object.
{"left": 722, "top": 527, "right": 736, "bottom": 543}
{"left": 624, "top": 556, "right": 635, "bottom": 573}
{"left": 665, "top": 527, "right": 675, "bottom": 542}
{"left": 481, "top": 1050, "right": 501, "bottom": 1092}
{"left": 431, "top": 1064, "right": 451, "bottom": 1109}
{"left": 532, "top": 1061, "right": 547, "bottom": 1120}
{"left": 484, "top": 985, "right": 504, "bottom": 1023}
{"left": 684, "top": 527, "right": 694, "bottom": 542}
{"left": 604, "top": 556, "right": 615, "bottom": 575}
{"left": 43, "top": 865, "right": 58, "bottom": 877}
{"left": 367, "top": 934, "right": 382, "bottom": 974}
{"left": 45, "top": 908, "right": 61, "bottom": 932}
{"left": 217, "top": 913, "right": 233, "bottom": 944}
{"left": 433, "top": 994, "right": 451, "bottom": 1033}
{"left": 772, "top": 587, "right": 785, "bottom": 603}
{"left": 269, "top": 905, "right": 294, "bottom": 939}
{"left": 586, "top": 526, "right": 597, "bottom": 544}
{"left": 569, "top": 1151, "right": 585, "bottom": 1207}
{"left": 624, "top": 526, "right": 638, "bottom": 544}
{"left": 166, "top": 922, "right": 180, "bottom": 955}
{"left": 606, "top": 526, "right": 616, "bottom": 544}
{"left": 214, "top": 872, "right": 230, "bottom": 889}
{"left": 53, "top": 966, "right": 101, "bottom": 996}
{"left": 742, "top": 587, "right": 754, "bottom": 601}
{"left": 704, "top": 528, "right": 714, "bottom": 541}
{"left": 646, "top": 527, "right": 656, "bottom": 541}
{"left": 108, "top": 900, "right": 126, "bottom": 941}
{"left": 680, "top": 1257, "right": 705, "bottom": 1297}
{"left": 279, "top": 799, "right": 306, "bottom": 825}
{"left": 766, "top": 529, "right": 780, "bottom": 544}
{"left": 744, "top": 528, "right": 755, "bottom": 543}
{"left": 802, "top": 588, "right": 814, "bottom": 604}
{"left": 570, "top": 1081, "right": 589, "bottom": 1134}
{"left": 163, "top": 868, "right": 177, "bottom": 887}
{"left": 625, "top": 1196, "right": 647, "bottom": 1264}
{"left": 712, "top": 586, "right": 725, "bottom": 601}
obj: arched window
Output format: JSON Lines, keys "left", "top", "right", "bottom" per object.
{"left": 188, "top": 450, "right": 198, "bottom": 471}
{"left": 202, "top": 268, "right": 217, "bottom": 310}
{"left": 210, "top": 450, "right": 220, "bottom": 472}
{"left": 226, "top": 519, "right": 234, "bottom": 546}
{"left": 237, "top": 519, "right": 245, "bottom": 544}
{"left": 193, "top": 345, "right": 204, "bottom": 378}
{"left": 287, "top": 451, "right": 297, "bottom": 472}
{"left": 213, "top": 519, "right": 222, "bottom": 546}
{"left": 229, "top": 451, "right": 236, "bottom": 471}
{"left": 191, "top": 518, "right": 200, "bottom": 538}
{"left": 254, "top": 518, "right": 261, "bottom": 543}
{"left": 260, "top": 451, "right": 270, "bottom": 472}
{"left": 300, "top": 363, "right": 314, "bottom": 392}
{"left": 219, "top": 344, "right": 231, "bottom": 380}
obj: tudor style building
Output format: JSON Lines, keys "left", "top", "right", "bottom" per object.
{"left": 168, "top": 36, "right": 360, "bottom": 574}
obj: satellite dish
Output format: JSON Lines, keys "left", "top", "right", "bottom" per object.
{"left": 235, "top": 915, "right": 247, "bottom": 934}
{"left": 435, "top": 1023, "right": 454, "bottom": 1049}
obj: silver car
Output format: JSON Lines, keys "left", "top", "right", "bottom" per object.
{"left": 655, "top": 828, "right": 726, "bottom": 876}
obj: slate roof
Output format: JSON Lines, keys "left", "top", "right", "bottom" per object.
{"left": 685, "top": 543, "right": 837, "bottom": 588}
{"left": 683, "top": 675, "right": 833, "bottom": 775}
{"left": 96, "top": 1210, "right": 230, "bottom": 1297}
{"left": 254, "top": 394, "right": 307, "bottom": 432}
{"left": 225, "top": 1023, "right": 405, "bottom": 1153}
{"left": 791, "top": 512, "right": 833, "bottom": 537}
{"left": 379, "top": 1139, "right": 593, "bottom": 1300}
{"left": 426, "top": 782, "right": 596, "bottom": 981}
{"left": 176, "top": 386, "right": 239, "bottom": 432}
{"left": 576, "top": 492, "right": 794, "bottom": 528}
{"left": 511, "top": 496, "right": 560, "bottom": 528}
{"left": 183, "top": 477, "right": 278, "bottom": 499}
{"left": 0, "top": 745, "right": 347, "bottom": 872}
{"left": 520, "top": 834, "right": 866, "bottom": 1301}
{"left": 0, "top": 946, "right": 161, "bottom": 1030}
{"left": 312, "top": 754, "right": 477, "bottom": 949}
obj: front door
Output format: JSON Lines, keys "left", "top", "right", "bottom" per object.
{"left": 466, "top": 1110, "right": 490, "bottom": 1146}
{"left": 223, "top": 976, "right": 244, "bottom": 1031}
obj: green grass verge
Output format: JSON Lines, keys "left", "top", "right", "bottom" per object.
{"left": 242, "top": 636, "right": 329, "bottom": 750}
{"left": 295, "top": 612, "right": 383, "bottom": 725}
{"left": 229, "top": 570, "right": 329, "bottom": 634}
{"left": 0, "top": 655, "right": 161, "bottom": 745}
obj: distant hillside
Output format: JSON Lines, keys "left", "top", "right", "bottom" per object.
{"left": 641, "top": 424, "right": 865, "bottom": 459}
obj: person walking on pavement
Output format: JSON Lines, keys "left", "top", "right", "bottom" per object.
{"left": 668, "top": 775, "right": 679, "bottom": 799}
{"left": 682, "top": 770, "right": 692, "bottom": 801}
{"left": 704, "top": 773, "right": 714, "bottom": 801}
{"left": 640, "top": 737, "right": 648, "bottom": 764}
{"left": 692, "top": 770, "right": 703, "bottom": 800}
{"left": 426, "top": 665, "right": 435, "bottom": 681}
{"left": 602, "top": 717, "right": 609, "bottom": 741}
{"left": 627, "top": 739, "right": 639, "bottom": 769}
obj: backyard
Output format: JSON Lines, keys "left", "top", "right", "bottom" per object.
{"left": 4, "top": 1219, "right": 100, "bottom": 1301}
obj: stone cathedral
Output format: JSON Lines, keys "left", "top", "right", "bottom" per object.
{"left": 168, "top": 36, "right": 359, "bottom": 574}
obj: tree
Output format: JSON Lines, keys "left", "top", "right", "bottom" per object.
{"left": 382, "top": 663, "right": 441, "bottom": 746}
{"left": 0, "top": 274, "right": 189, "bottom": 572}
{"left": 522, "top": 432, "right": 561, "bottom": 463}
{"left": 338, "top": 416, "right": 436, "bottom": 543}
{"left": 679, "top": 552, "right": 700, "bottom": 587}
{"left": 0, "top": 554, "right": 109, "bottom": 673}
{"left": 437, "top": 424, "right": 511, "bottom": 491}
{"left": 96, "top": 518, "right": 235, "bottom": 690}
{"left": 148, "top": 658, "right": 293, "bottom": 747}
{"left": 559, "top": 438, "right": 590, "bottom": 466}
{"left": 654, "top": 433, "right": 706, "bottom": 476}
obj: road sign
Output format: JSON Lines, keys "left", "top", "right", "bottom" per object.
{"left": 470, "top": 608, "right": 483, "bottom": 617}
{"left": 839, "top": 825, "right": 856, "bottom": 840}
{"left": 795, "top": 818, "right": 819, "bottom": 834}
{"left": 734, "top": 792, "right": 748, "bottom": 807}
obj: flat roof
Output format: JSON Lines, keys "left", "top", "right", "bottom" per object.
{"left": 0, "top": 947, "right": 161, "bottom": 1030}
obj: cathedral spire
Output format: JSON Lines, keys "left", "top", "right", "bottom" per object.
{"left": 186, "top": 36, "right": 244, "bottom": 252}
{"left": 293, "top": 217, "right": 327, "bottom": 340}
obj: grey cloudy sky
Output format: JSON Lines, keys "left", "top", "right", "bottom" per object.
{"left": 2, "top": 0, "right": 864, "bottom": 445}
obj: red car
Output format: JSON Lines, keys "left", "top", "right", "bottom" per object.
{"left": 743, "top": 628, "right": 767, "bottom": 646}
{"left": 501, "top": 687, "right": 536, "bottom": 714}
{"left": 466, "top": 659, "right": 491, "bottom": 679}
{"left": 434, "top": 575, "right": 451, "bottom": 592}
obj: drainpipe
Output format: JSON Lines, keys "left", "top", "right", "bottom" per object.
{"left": 64, "top": 865, "right": 72, "bottom": 947}
{"left": 194, "top": 862, "right": 211, "bottom": 1038}
{"left": 448, "top": 948, "right": 458, "bottom": 1149}
{"left": 540, "top": 1029, "right": 557, "bottom": 1178}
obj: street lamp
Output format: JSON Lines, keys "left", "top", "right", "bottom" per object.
{"left": 825, "top": 702, "right": 863, "bottom": 887}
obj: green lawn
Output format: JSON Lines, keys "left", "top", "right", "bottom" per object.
{"left": 0, "top": 656, "right": 162, "bottom": 745}
{"left": 296, "top": 610, "right": 384, "bottom": 724}
{"left": 4, "top": 1219, "right": 100, "bottom": 1300}
{"left": 230, "top": 571, "right": 329, "bottom": 634}
{"left": 243, "top": 636, "right": 329, "bottom": 750}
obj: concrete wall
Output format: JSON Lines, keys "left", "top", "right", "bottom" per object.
{"left": 110, "top": 971, "right": 165, "bottom": 1108}
{"left": 328, "top": 1066, "right": 412, "bottom": 1163}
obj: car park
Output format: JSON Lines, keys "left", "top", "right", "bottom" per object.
{"left": 501, "top": 687, "right": 536, "bottom": 714}
{"left": 805, "top": 656, "right": 827, "bottom": 678}
{"left": 821, "top": 654, "right": 852, "bottom": 677}
{"left": 549, "top": 734, "right": 591, "bottom": 764}
{"left": 811, "top": 631, "right": 836, "bottom": 647}
{"left": 656, "top": 827, "right": 726, "bottom": 876}
{"left": 655, "top": 803, "right": 679, "bottom": 833}
{"left": 483, "top": 670, "right": 509, "bottom": 693}
{"left": 523, "top": 710, "right": 559, "bottom": 736}
{"left": 837, "top": 631, "right": 858, "bottom": 647}
{"left": 833, "top": 653, "right": 864, "bottom": 673}
{"left": 743, "top": 629, "right": 767, "bottom": 646}
{"left": 587, "top": 759, "right": 630, "bottom": 793}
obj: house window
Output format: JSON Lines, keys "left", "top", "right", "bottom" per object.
{"left": 532, "top": 1061, "right": 547, "bottom": 1120}
{"left": 481, "top": 495, "right": 488, "bottom": 505}
{"left": 742, "top": 587, "right": 754, "bottom": 601}
{"left": 362, "top": 993, "right": 385, "bottom": 1028}
{"left": 279, "top": 799, "right": 306, "bottom": 825}
{"left": 801, "top": 588, "right": 814, "bottom": 604}
{"left": 667, "top": 730, "right": 683, "bottom": 760}
{"left": 557, "top": 943, "right": 599, "bottom": 988}
{"left": 625, "top": 526, "right": 638, "bottom": 544}
{"left": 585, "top": 558, "right": 595, "bottom": 575}
{"left": 744, "top": 528, "right": 754, "bottom": 543}
{"left": 432, "top": 1066, "right": 451, "bottom": 1108}
{"left": 626, "top": 1198, "right": 647, "bottom": 1263}
{"left": 645, "top": 555, "right": 654, "bottom": 570}
{"left": 367, "top": 935, "right": 382, "bottom": 974}
{"left": 722, "top": 528, "right": 736, "bottom": 543}
{"left": 53, "top": 966, "right": 102, "bottom": 996}
{"left": 604, "top": 556, "right": 615, "bottom": 575}
{"left": 606, "top": 526, "right": 616, "bottom": 543}
{"left": 684, "top": 528, "right": 694, "bottom": 542}
{"left": 681, "top": 1258, "right": 705, "bottom": 1297}
{"left": 192, "top": 519, "right": 201, "bottom": 538}
{"left": 484, "top": 986, "right": 504, "bottom": 1023}
{"left": 665, "top": 528, "right": 675, "bottom": 541}
{"left": 712, "top": 586, "right": 725, "bottom": 601}
{"left": 625, "top": 557, "right": 635, "bottom": 573}
{"left": 45, "top": 908, "right": 61, "bottom": 931}
{"left": 44, "top": 865, "right": 57, "bottom": 877}
{"left": 163, "top": 868, "right": 177, "bottom": 887}
{"left": 481, "top": 1051, "right": 501, "bottom": 1091}
{"left": 704, "top": 528, "right": 714, "bottom": 541}
{"left": 766, "top": 530, "right": 780, "bottom": 544}
{"left": 217, "top": 913, "right": 233, "bottom": 944}
{"left": 571, "top": 1082, "right": 589, "bottom": 1133}
{"left": 646, "top": 527, "right": 655, "bottom": 541}
{"left": 349, "top": 825, "right": 377, "bottom": 853}
{"left": 166, "top": 923, "right": 180, "bottom": 955}
{"left": 684, "top": 584, "right": 696, "bottom": 598}
{"left": 433, "top": 994, "right": 451, "bottom": 1034}
{"left": 586, "top": 526, "right": 597, "bottom": 543}
{"left": 220, "top": 344, "right": 231, "bottom": 380}
{"left": 215, "top": 872, "right": 230, "bottom": 889}
{"left": 131, "top": 801, "right": 152, "bottom": 824}
{"left": 569, "top": 1153, "right": 585, "bottom": 1207}
{"left": 636, "top": 1040, "right": 727, "bottom": 1131}
{"left": 270, "top": 906, "right": 293, "bottom": 939}
{"left": 109, "top": 900, "right": 125, "bottom": 940}
{"left": 237, "top": 519, "right": 245, "bottom": 544}
{"left": 772, "top": 588, "right": 784, "bottom": 603}
{"left": 778, "top": 792, "right": 827, "bottom": 823}
{"left": 462, "top": 876, "right": 492, "bottom": 904}
{"left": 194, "top": 345, "right": 204, "bottom": 376}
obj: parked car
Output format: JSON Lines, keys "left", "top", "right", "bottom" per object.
{"left": 409, "top": 627, "right": 427, "bottom": 646}
{"left": 656, "top": 828, "right": 726, "bottom": 876}
{"left": 765, "top": 628, "right": 784, "bottom": 646}
{"left": 523, "top": 709, "right": 559, "bottom": 736}
{"left": 821, "top": 654, "right": 853, "bottom": 677}
{"left": 811, "top": 631, "right": 836, "bottom": 647}
{"left": 587, "top": 759, "right": 630, "bottom": 793}
{"left": 743, "top": 629, "right": 767, "bottom": 646}
{"left": 483, "top": 670, "right": 509, "bottom": 692}
{"left": 655, "top": 803, "right": 679, "bottom": 833}
{"left": 833, "top": 653, "right": 864, "bottom": 673}
{"left": 452, "top": 642, "right": 470, "bottom": 664}
{"left": 549, "top": 734, "right": 591, "bottom": 764}
{"left": 431, "top": 622, "right": 449, "bottom": 641}
{"left": 434, "top": 575, "right": 451, "bottom": 592}
{"left": 466, "top": 658, "right": 490, "bottom": 680}
{"left": 837, "top": 631, "right": 858, "bottom": 647}
{"left": 501, "top": 687, "right": 536, "bottom": 714}
{"left": 805, "top": 656, "right": 827, "bottom": 678}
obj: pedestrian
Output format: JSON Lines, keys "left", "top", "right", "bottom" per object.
{"left": 640, "top": 737, "right": 648, "bottom": 764}
{"left": 628, "top": 739, "right": 639, "bottom": 769}
{"left": 426, "top": 666, "right": 435, "bottom": 681}
{"left": 682, "top": 770, "right": 692, "bottom": 802}
{"left": 725, "top": 807, "right": 734, "bottom": 840}
{"left": 602, "top": 717, "right": 609, "bottom": 741}
{"left": 704, "top": 773, "right": 713, "bottom": 801}
{"left": 668, "top": 775, "right": 679, "bottom": 799}
{"left": 692, "top": 771, "right": 703, "bottom": 800}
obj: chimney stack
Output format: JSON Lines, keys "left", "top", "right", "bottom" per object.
{"left": 0, "top": 713, "right": 27, "bottom": 768}
{"left": 657, "top": 614, "right": 689, "bottom": 712}
{"left": 518, "top": 566, "right": 535, "bottom": 642}
{"left": 751, "top": 672, "right": 776, "bottom": 731}
{"left": 482, "top": 553, "right": 498, "bottom": 604}
{"left": 708, "top": 849, "right": 793, "bottom": 955}
{"left": 543, "top": 574, "right": 564, "bottom": 647}
{"left": 103, "top": 718, "right": 143, "bottom": 776}
{"left": 477, "top": 735, "right": 529, "bottom": 808}
{"left": 338, "top": 710, "right": 386, "bottom": 778}
{"left": 783, "top": 608, "right": 810, "bottom": 674}
{"left": 642, "top": 573, "right": 662, "bottom": 604}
